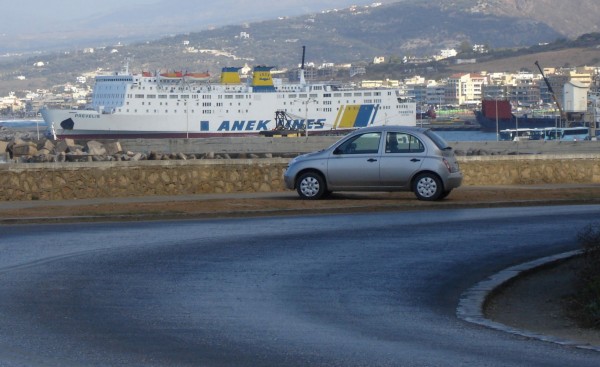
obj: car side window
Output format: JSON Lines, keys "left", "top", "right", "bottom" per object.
{"left": 385, "top": 132, "right": 424, "bottom": 153}
{"left": 336, "top": 132, "right": 381, "bottom": 154}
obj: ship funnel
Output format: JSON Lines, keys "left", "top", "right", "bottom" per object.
{"left": 220, "top": 67, "right": 241, "bottom": 84}
{"left": 252, "top": 66, "right": 275, "bottom": 92}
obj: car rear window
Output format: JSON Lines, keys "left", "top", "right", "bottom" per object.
{"left": 424, "top": 130, "right": 450, "bottom": 150}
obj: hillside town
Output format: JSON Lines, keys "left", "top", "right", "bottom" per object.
{"left": 1, "top": 45, "right": 600, "bottom": 122}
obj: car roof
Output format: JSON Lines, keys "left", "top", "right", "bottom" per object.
{"left": 348, "top": 125, "right": 429, "bottom": 134}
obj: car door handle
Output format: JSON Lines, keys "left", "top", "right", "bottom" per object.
{"left": 410, "top": 158, "right": 421, "bottom": 162}
{"left": 367, "top": 158, "right": 378, "bottom": 162}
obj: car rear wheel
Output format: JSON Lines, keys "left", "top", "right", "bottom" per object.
{"left": 296, "top": 172, "right": 327, "bottom": 200}
{"left": 413, "top": 173, "right": 443, "bottom": 201}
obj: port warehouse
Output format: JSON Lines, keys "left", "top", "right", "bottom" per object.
{"left": 2, "top": 144, "right": 600, "bottom": 201}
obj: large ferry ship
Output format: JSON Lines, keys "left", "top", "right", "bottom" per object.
{"left": 41, "top": 63, "right": 416, "bottom": 139}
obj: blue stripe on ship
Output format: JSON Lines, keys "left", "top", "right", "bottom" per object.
{"left": 354, "top": 105, "right": 375, "bottom": 127}
{"left": 369, "top": 105, "right": 379, "bottom": 125}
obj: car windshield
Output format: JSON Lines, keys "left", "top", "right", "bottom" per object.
{"left": 424, "top": 129, "right": 450, "bottom": 150}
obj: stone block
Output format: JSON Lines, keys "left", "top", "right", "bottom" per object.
{"left": 55, "top": 140, "right": 69, "bottom": 153}
{"left": 39, "top": 139, "right": 55, "bottom": 152}
{"left": 12, "top": 143, "right": 38, "bottom": 157}
{"left": 105, "top": 141, "right": 123, "bottom": 155}
{"left": 85, "top": 140, "right": 107, "bottom": 156}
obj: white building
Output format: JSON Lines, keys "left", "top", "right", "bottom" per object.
{"left": 440, "top": 49, "right": 457, "bottom": 59}
{"left": 563, "top": 80, "right": 590, "bottom": 113}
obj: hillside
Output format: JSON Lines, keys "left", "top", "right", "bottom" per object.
{"left": 1, "top": 0, "right": 600, "bottom": 96}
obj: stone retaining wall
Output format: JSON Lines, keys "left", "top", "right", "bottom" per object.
{"left": 1, "top": 155, "right": 600, "bottom": 201}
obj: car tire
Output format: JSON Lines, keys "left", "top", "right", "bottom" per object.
{"left": 296, "top": 171, "right": 326, "bottom": 200}
{"left": 413, "top": 173, "right": 443, "bottom": 201}
{"left": 439, "top": 190, "right": 452, "bottom": 200}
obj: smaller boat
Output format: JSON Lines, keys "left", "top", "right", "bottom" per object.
{"left": 184, "top": 72, "right": 210, "bottom": 81}
{"left": 159, "top": 71, "right": 184, "bottom": 79}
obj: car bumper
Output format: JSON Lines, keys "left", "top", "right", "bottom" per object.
{"left": 445, "top": 172, "right": 463, "bottom": 190}
{"left": 283, "top": 170, "right": 295, "bottom": 190}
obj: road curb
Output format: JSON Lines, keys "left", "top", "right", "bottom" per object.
{"left": 457, "top": 250, "right": 600, "bottom": 352}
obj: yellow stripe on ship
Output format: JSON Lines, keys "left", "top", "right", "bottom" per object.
{"left": 337, "top": 105, "right": 360, "bottom": 128}
{"left": 333, "top": 106, "right": 345, "bottom": 129}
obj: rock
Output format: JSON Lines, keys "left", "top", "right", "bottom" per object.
{"left": 55, "top": 140, "right": 69, "bottom": 153}
{"left": 105, "top": 141, "right": 122, "bottom": 155}
{"left": 39, "top": 139, "right": 55, "bottom": 152}
{"left": 12, "top": 143, "right": 38, "bottom": 157}
{"left": 85, "top": 140, "right": 107, "bottom": 156}
{"left": 130, "top": 153, "right": 143, "bottom": 161}
{"left": 177, "top": 152, "right": 187, "bottom": 160}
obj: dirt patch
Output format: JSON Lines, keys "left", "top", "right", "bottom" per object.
{"left": 485, "top": 257, "right": 600, "bottom": 347}
{"left": 2, "top": 185, "right": 600, "bottom": 223}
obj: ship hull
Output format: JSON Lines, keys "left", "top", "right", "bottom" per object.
{"left": 474, "top": 111, "right": 561, "bottom": 132}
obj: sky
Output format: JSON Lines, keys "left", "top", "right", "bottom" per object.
{"left": 0, "top": 0, "right": 379, "bottom": 53}
{"left": 1, "top": 0, "right": 377, "bottom": 35}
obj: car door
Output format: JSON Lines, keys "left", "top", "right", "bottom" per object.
{"left": 326, "top": 132, "right": 382, "bottom": 189}
{"left": 379, "top": 131, "right": 426, "bottom": 188}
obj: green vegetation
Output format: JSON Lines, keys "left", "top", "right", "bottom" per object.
{"left": 571, "top": 223, "right": 600, "bottom": 328}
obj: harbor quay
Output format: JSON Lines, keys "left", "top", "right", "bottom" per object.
{"left": 1, "top": 149, "right": 600, "bottom": 201}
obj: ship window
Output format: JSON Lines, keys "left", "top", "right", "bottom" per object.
{"left": 299, "top": 94, "right": 307, "bottom": 98}
{"left": 158, "top": 95, "right": 167, "bottom": 99}
{"left": 344, "top": 93, "right": 352, "bottom": 97}
{"left": 364, "top": 92, "right": 372, "bottom": 96}
{"left": 170, "top": 95, "right": 178, "bottom": 99}
{"left": 324, "top": 93, "right": 331, "bottom": 98}
{"left": 289, "top": 94, "right": 297, "bottom": 98}
{"left": 135, "top": 94, "right": 144, "bottom": 98}
{"left": 354, "top": 93, "right": 362, "bottom": 97}
{"left": 181, "top": 95, "right": 190, "bottom": 99}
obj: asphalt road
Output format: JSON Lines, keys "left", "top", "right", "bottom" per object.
{"left": 1, "top": 206, "right": 600, "bottom": 366}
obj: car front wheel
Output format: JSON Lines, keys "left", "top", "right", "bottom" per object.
{"left": 413, "top": 173, "right": 443, "bottom": 201}
{"left": 296, "top": 172, "right": 326, "bottom": 200}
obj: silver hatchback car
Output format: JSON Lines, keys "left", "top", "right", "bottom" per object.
{"left": 284, "top": 126, "right": 463, "bottom": 201}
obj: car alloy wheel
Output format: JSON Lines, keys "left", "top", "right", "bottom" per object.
{"left": 297, "top": 172, "right": 326, "bottom": 199}
{"left": 413, "top": 173, "right": 443, "bottom": 201}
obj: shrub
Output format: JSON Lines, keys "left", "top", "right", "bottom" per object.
{"left": 571, "top": 223, "right": 600, "bottom": 328}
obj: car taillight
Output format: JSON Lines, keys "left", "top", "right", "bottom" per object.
{"left": 443, "top": 158, "right": 460, "bottom": 173}
{"left": 442, "top": 158, "right": 452, "bottom": 173}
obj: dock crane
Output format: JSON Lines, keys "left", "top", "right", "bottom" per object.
{"left": 534, "top": 60, "right": 565, "bottom": 126}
